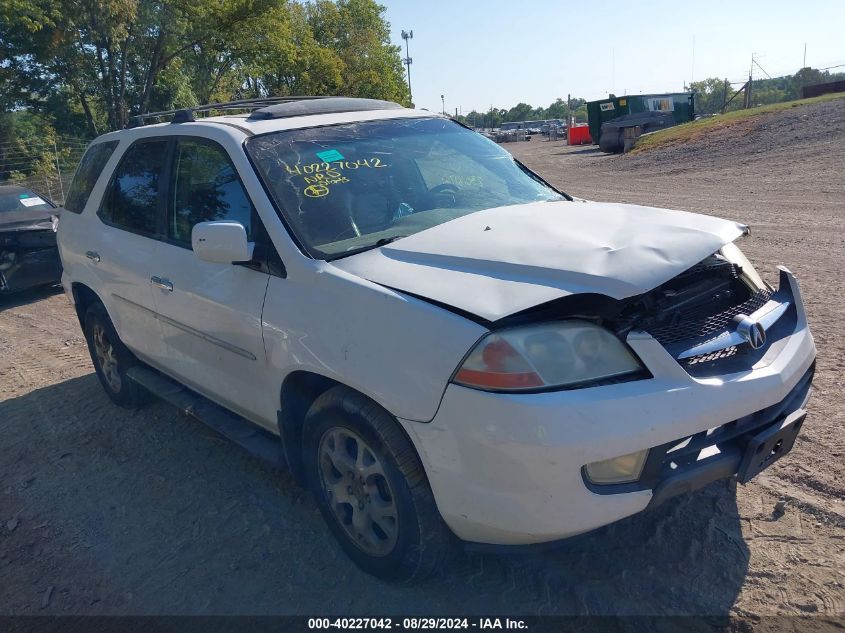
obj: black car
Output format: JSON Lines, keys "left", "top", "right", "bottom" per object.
{"left": 0, "top": 185, "right": 62, "bottom": 294}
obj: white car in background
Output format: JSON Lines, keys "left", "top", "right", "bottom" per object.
{"left": 57, "top": 97, "right": 816, "bottom": 581}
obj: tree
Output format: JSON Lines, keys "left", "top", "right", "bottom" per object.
{"left": 306, "top": 0, "right": 409, "bottom": 103}
{"left": 0, "top": 0, "right": 408, "bottom": 133}
{"left": 790, "top": 67, "right": 826, "bottom": 98}
{"left": 504, "top": 102, "right": 534, "bottom": 123}
{"left": 689, "top": 78, "right": 734, "bottom": 115}
{"left": 0, "top": 0, "right": 278, "bottom": 130}
{"left": 545, "top": 98, "right": 568, "bottom": 119}
{"left": 232, "top": 3, "right": 346, "bottom": 99}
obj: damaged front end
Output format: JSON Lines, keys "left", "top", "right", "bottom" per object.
{"left": 616, "top": 244, "right": 798, "bottom": 377}
{"left": 507, "top": 240, "right": 797, "bottom": 379}
{"left": 0, "top": 218, "right": 62, "bottom": 294}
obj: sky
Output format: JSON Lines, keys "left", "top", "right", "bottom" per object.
{"left": 379, "top": 0, "right": 845, "bottom": 113}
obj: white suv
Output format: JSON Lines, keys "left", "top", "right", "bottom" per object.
{"left": 58, "top": 97, "right": 816, "bottom": 581}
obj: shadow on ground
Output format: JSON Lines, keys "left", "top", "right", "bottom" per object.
{"left": 554, "top": 147, "right": 603, "bottom": 156}
{"left": 0, "top": 285, "right": 63, "bottom": 312}
{"left": 0, "top": 375, "right": 749, "bottom": 615}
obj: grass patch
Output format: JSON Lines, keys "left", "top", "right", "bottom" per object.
{"left": 630, "top": 92, "right": 845, "bottom": 153}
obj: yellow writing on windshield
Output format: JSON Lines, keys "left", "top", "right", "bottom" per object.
{"left": 284, "top": 157, "right": 389, "bottom": 176}
{"left": 285, "top": 156, "right": 389, "bottom": 198}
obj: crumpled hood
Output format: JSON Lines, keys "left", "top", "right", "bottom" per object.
{"left": 0, "top": 208, "right": 56, "bottom": 232}
{"left": 331, "top": 200, "right": 746, "bottom": 322}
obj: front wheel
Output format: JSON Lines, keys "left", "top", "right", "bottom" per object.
{"left": 303, "top": 386, "right": 452, "bottom": 582}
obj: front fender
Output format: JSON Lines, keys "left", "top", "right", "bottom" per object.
{"left": 262, "top": 263, "right": 487, "bottom": 422}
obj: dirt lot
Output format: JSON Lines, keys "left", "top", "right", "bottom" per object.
{"left": 1, "top": 98, "right": 844, "bottom": 618}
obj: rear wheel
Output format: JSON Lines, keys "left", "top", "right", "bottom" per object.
{"left": 303, "top": 386, "right": 452, "bottom": 582}
{"left": 83, "top": 301, "right": 146, "bottom": 408}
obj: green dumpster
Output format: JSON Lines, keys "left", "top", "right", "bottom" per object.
{"left": 587, "top": 93, "right": 694, "bottom": 145}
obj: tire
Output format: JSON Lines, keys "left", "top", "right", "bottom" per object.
{"left": 82, "top": 301, "right": 146, "bottom": 408}
{"left": 303, "top": 386, "right": 452, "bottom": 582}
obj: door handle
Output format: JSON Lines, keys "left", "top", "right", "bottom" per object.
{"left": 150, "top": 276, "right": 174, "bottom": 292}
{"left": 85, "top": 251, "right": 101, "bottom": 263}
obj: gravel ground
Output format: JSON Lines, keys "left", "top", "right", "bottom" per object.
{"left": 1, "top": 98, "right": 844, "bottom": 618}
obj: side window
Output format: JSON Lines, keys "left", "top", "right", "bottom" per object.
{"left": 64, "top": 141, "right": 119, "bottom": 213}
{"left": 99, "top": 139, "right": 167, "bottom": 235}
{"left": 168, "top": 139, "right": 254, "bottom": 246}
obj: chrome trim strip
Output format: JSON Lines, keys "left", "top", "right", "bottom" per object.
{"left": 676, "top": 299, "right": 791, "bottom": 360}
{"left": 111, "top": 294, "right": 257, "bottom": 361}
{"left": 112, "top": 293, "right": 156, "bottom": 316}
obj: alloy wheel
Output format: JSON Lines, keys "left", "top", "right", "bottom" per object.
{"left": 318, "top": 427, "right": 399, "bottom": 556}
{"left": 92, "top": 323, "right": 122, "bottom": 392}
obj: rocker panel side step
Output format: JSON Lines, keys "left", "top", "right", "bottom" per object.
{"left": 126, "top": 365, "right": 282, "bottom": 468}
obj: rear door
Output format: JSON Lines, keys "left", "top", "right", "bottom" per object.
{"left": 147, "top": 136, "right": 273, "bottom": 427}
{"left": 89, "top": 138, "right": 170, "bottom": 365}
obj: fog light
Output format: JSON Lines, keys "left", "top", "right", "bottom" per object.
{"left": 585, "top": 449, "right": 649, "bottom": 484}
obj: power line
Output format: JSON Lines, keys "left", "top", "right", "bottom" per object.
{"left": 0, "top": 146, "right": 87, "bottom": 155}
{"left": 0, "top": 141, "right": 88, "bottom": 149}
{"left": 0, "top": 154, "right": 86, "bottom": 165}
{"left": 752, "top": 58, "right": 772, "bottom": 79}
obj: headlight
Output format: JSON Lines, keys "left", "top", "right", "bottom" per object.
{"left": 453, "top": 321, "right": 644, "bottom": 391}
{"left": 720, "top": 242, "right": 767, "bottom": 291}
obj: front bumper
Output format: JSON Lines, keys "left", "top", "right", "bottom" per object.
{"left": 400, "top": 268, "right": 816, "bottom": 545}
{"left": 0, "top": 232, "right": 62, "bottom": 293}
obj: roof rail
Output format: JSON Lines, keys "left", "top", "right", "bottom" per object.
{"left": 125, "top": 96, "right": 332, "bottom": 129}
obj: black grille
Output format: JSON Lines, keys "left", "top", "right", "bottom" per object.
{"left": 647, "top": 288, "right": 773, "bottom": 346}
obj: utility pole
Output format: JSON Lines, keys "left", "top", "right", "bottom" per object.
{"left": 441, "top": 94, "right": 445, "bottom": 116}
{"left": 722, "top": 78, "right": 729, "bottom": 113}
{"left": 745, "top": 54, "right": 754, "bottom": 109}
{"left": 745, "top": 75, "right": 752, "bottom": 109}
{"left": 691, "top": 35, "right": 696, "bottom": 87}
{"left": 611, "top": 47, "right": 615, "bottom": 95}
{"left": 803, "top": 43, "right": 807, "bottom": 68}
{"left": 401, "top": 30, "right": 414, "bottom": 105}
{"left": 53, "top": 140, "right": 64, "bottom": 204}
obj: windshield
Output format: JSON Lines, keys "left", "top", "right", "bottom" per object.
{"left": 0, "top": 188, "right": 54, "bottom": 214}
{"left": 246, "top": 117, "right": 564, "bottom": 259}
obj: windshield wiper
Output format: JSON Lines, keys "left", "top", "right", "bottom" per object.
{"left": 327, "top": 235, "right": 410, "bottom": 261}
{"left": 374, "top": 235, "right": 408, "bottom": 247}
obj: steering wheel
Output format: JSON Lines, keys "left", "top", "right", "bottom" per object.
{"left": 427, "top": 182, "right": 460, "bottom": 208}
{"left": 429, "top": 183, "right": 460, "bottom": 195}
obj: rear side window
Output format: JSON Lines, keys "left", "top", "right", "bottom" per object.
{"left": 168, "top": 139, "right": 254, "bottom": 245}
{"left": 99, "top": 139, "right": 167, "bottom": 235}
{"left": 64, "top": 141, "right": 119, "bottom": 213}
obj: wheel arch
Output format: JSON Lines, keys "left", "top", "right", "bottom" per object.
{"left": 71, "top": 282, "right": 103, "bottom": 325}
{"left": 278, "top": 370, "right": 426, "bottom": 487}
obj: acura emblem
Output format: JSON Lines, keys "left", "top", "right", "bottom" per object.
{"left": 734, "top": 314, "right": 767, "bottom": 349}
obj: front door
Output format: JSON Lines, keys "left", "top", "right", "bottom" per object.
{"left": 147, "top": 137, "right": 273, "bottom": 428}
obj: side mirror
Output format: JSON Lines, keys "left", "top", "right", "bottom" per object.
{"left": 191, "top": 221, "right": 254, "bottom": 264}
